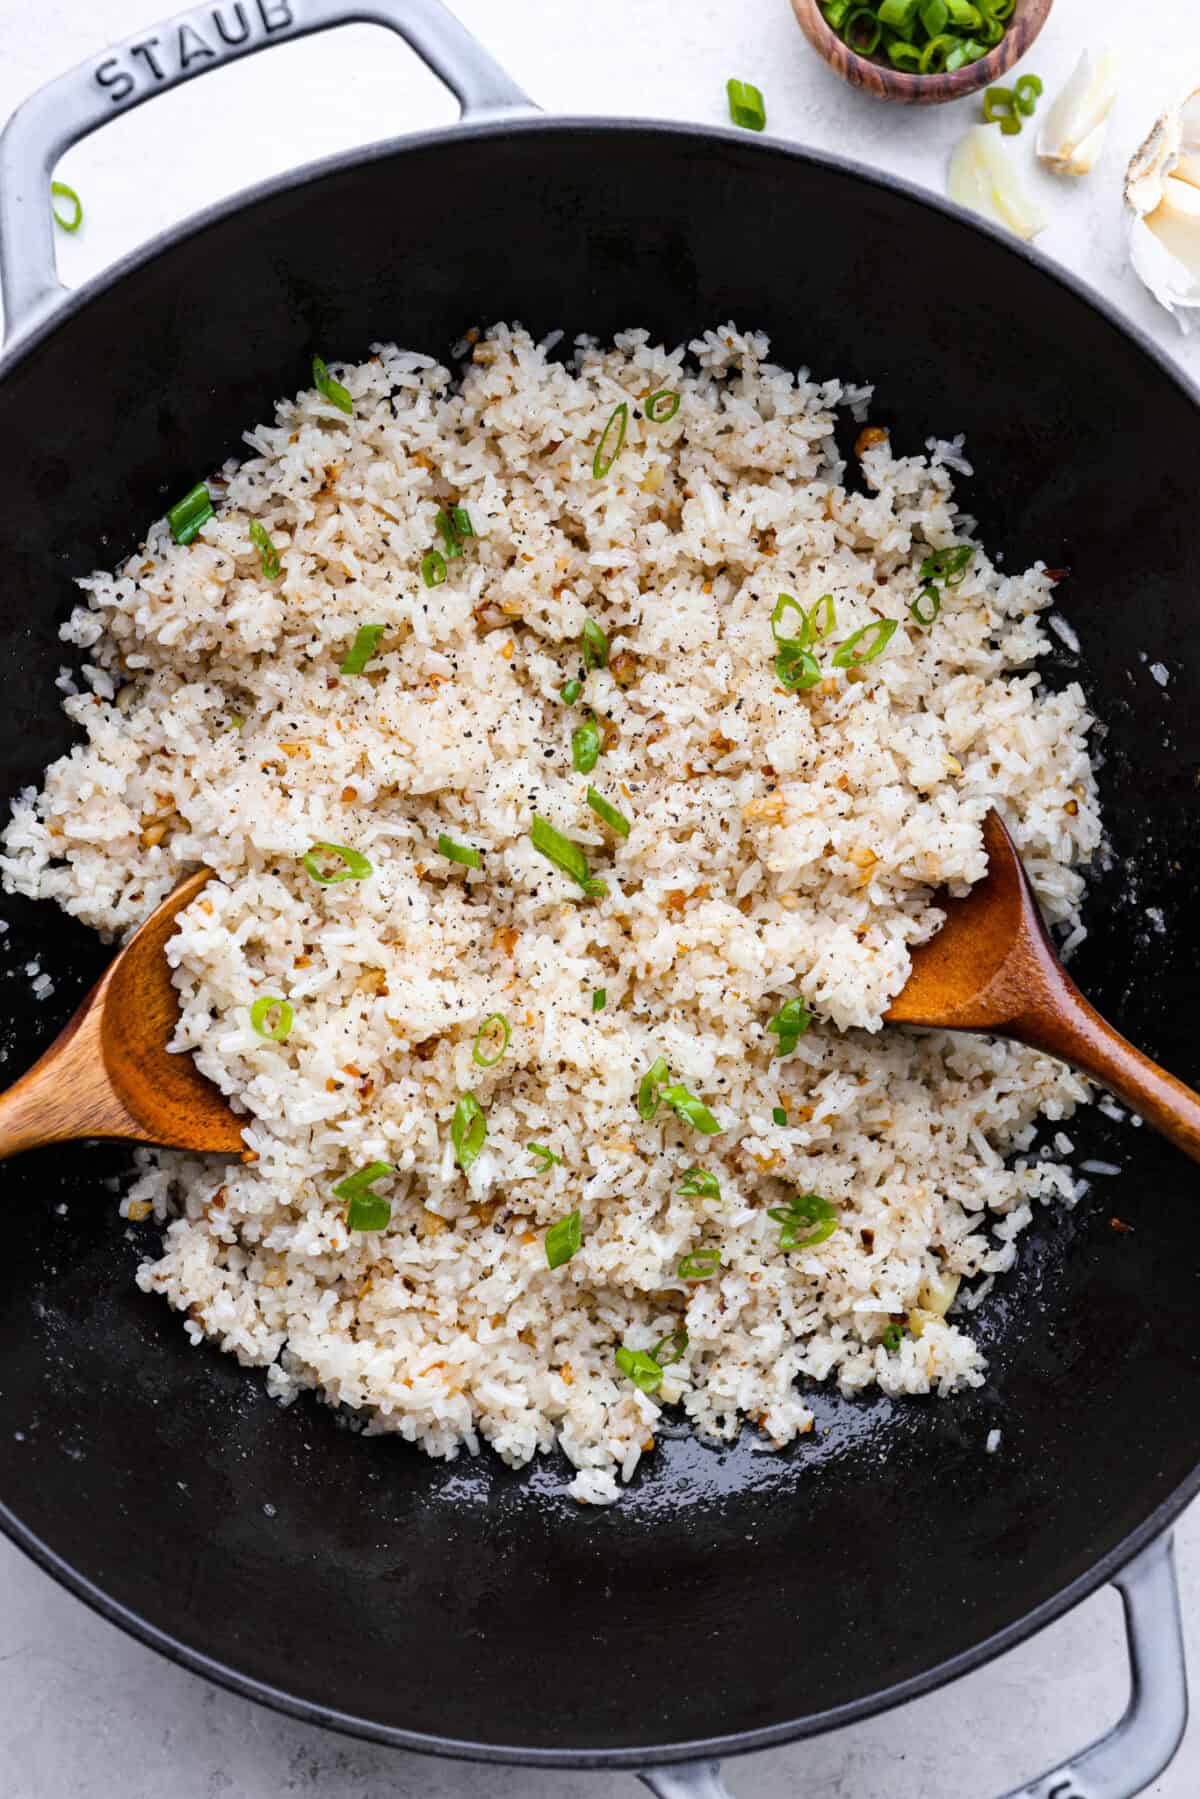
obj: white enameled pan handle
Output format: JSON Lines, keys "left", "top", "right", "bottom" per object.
{"left": 636, "top": 1534, "right": 1187, "bottom": 1799}
{"left": 0, "top": 0, "right": 532, "bottom": 345}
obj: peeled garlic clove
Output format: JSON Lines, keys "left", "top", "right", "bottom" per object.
{"left": 1126, "top": 84, "right": 1200, "bottom": 330}
{"left": 1129, "top": 216, "right": 1200, "bottom": 331}
{"left": 948, "top": 124, "right": 1048, "bottom": 242}
{"left": 1037, "top": 49, "right": 1119, "bottom": 176}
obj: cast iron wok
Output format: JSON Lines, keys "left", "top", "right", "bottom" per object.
{"left": 0, "top": 4, "right": 1197, "bottom": 1795}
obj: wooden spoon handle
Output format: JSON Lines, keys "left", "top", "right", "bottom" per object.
{"left": 1016, "top": 975, "right": 1200, "bottom": 1165}
{"left": 0, "top": 989, "right": 142, "bottom": 1160}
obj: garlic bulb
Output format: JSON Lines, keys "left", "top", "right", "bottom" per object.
{"left": 1126, "top": 87, "right": 1200, "bottom": 332}
{"left": 948, "top": 125, "right": 1048, "bottom": 243}
{"left": 1037, "top": 50, "right": 1119, "bottom": 176}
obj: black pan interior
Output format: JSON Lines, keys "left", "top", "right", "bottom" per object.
{"left": 0, "top": 123, "right": 1197, "bottom": 1763}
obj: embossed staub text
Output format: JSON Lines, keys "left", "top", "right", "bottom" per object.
{"left": 94, "top": 1, "right": 295, "bottom": 104}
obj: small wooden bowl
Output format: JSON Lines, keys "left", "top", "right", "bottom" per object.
{"left": 791, "top": 0, "right": 1053, "bottom": 104}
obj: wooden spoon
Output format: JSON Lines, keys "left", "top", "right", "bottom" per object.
{"left": 886, "top": 810, "right": 1200, "bottom": 1162}
{"left": 0, "top": 870, "right": 245, "bottom": 1161}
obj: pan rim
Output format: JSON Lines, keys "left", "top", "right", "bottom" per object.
{"left": 0, "top": 108, "right": 1197, "bottom": 1768}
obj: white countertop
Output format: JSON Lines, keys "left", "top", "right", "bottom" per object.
{"left": 1, "top": 1, "right": 1199, "bottom": 1794}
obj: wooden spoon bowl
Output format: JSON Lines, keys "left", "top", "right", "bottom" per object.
{"left": 790, "top": 0, "right": 1053, "bottom": 104}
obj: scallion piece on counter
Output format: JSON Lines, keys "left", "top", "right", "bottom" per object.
{"left": 437, "top": 833, "right": 482, "bottom": 869}
{"left": 303, "top": 841, "right": 373, "bottom": 884}
{"left": 638, "top": 1056, "right": 670, "bottom": 1121}
{"left": 560, "top": 678, "right": 583, "bottom": 705}
{"left": 615, "top": 1346, "right": 663, "bottom": 1393}
{"left": 726, "top": 77, "right": 766, "bottom": 132}
{"left": 767, "top": 995, "right": 813, "bottom": 1057}
{"left": 581, "top": 617, "right": 609, "bottom": 670}
{"left": 645, "top": 389, "right": 681, "bottom": 424}
{"left": 167, "top": 484, "right": 213, "bottom": 546}
{"left": 660, "top": 1082, "right": 721, "bottom": 1135}
{"left": 451, "top": 1093, "right": 486, "bottom": 1171}
{"left": 772, "top": 1106, "right": 788, "bottom": 1126}
{"left": 473, "top": 1012, "right": 511, "bottom": 1068}
{"left": 678, "top": 1167, "right": 720, "bottom": 1199}
{"left": 586, "top": 787, "right": 631, "bottom": 838}
{"left": 531, "top": 814, "right": 605, "bottom": 896}
{"left": 593, "top": 402, "right": 628, "bottom": 479}
{"left": 435, "top": 507, "right": 463, "bottom": 560}
{"left": 312, "top": 354, "right": 353, "bottom": 415}
{"left": 529, "top": 1142, "right": 562, "bottom": 1170}
{"left": 679, "top": 1247, "right": 721, "bottom": 1280}
{"left": 572, "top": 718, "right": 601, "bottom": 774}
{"left": 882, "top": 1322, "right": 903, "bottom": 1352}
{"left": 592, "top": 988, "right": 607, "bottom": 1013}
{"left": 983, "top": 86, "right": 1021, "bottom": 134}
{"left": 652, "top": 1328, "right": 688, "bottom": 1366}
{"left": 333, "top": 1160, "right": 393, "bottom": 1231}
{"left": 340, "top": 623, "right": 386, "bottom": 675}
{"left": 50, "top": 181, "right": 83, "bottom": 233}
{"left": 1013, "top": 73, "right": 1043, "bottom": 115}
{"left": 768, "top": 1192, "right": 838, "bottom": 1252}
{"left": 250, "top": 995, "right": 294, "bottom": 1042}
{"left": 910, "top": 586, "right": 941, "bottom": 628}
{"left": 422, "top": 549, "right": 448, "bottom": 587}
{"left": 832, "top": 618, "right": 898, "bottom": 669}
{"left": 545, "top": 1209, "right": 581, "bottom": 1269}
{"left": 249, "top": 519, "right": 280, "bottom": 580}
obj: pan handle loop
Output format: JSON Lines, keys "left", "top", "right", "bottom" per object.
{"left": 1001, "top": 1531, "right": 1188, "bottom": 1799}
{"left": 635, "top": 1534, "right": 1186, "bottom": 1799}
{"left": 0, "top": 0, "right": 532, "bottom": 345}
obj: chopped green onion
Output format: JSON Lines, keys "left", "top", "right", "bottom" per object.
{"left": 882, "top": 1322, "right": 903, "bottom": 1352}
{"left": 249, "top": 995, "right": 294, "bottom": 1042}
{"left": 832, "top": 619, "right": 898, "bottom": 668}
{"left": 772, "top": 1106, "right": 788, "bottom": 1126}
{"left": 920, "top": 32, "right": 957, "bottom": 71}
{"left": 545, "top": 1209, "right": 581, "bottom": 1269}
{"left": 529, "top": 1142, "right": 562, "bottom": 1170}
{"left": 877, "top": 0, "right": 919, "bottom": 25}
{"left": 587, "top": 787, "right": 631, "bottom": 838}
{"left": 920, "top": 0, "right": 948, "bottom": 30}
{"left": 530, "top": 813, "right": 603, "bottom": 895}
{"left": 976, "top": 12, "right": 1003, "bottom": 44}
{"left": 983, "top": 86, "right": 1021, "bottom": 134}
{"left": 678, "top": 1167, "right": 720, "bottom": 1199}
{"left": 775, "top": 642, "right": 823, "bottom": 692}
{"left": 303, "top": 841, "right": 373, "bottom": 884}
{"left": 312, "top": 354, "right": 353, "bottom": 415}
{"left": 451, "top": 1093, "right": 486, "bottom": 1171}
{"left": 340, "top": 623, "right": 385, "bottom": 675}
{"left": 167, "top": 484, "right": 213, "bottom": 546}
{"left": 560, "top": 678, "right": 583, "bottom": 705}
{"left": 249, "top": 518, "right": 280, "bottom": 580}
{"left": 437, "top": 833, "right": 482, "bottom": 868}
{"left": 581, "top": 617, "right": 609, "bottom": 670}
{"left": 615, "top": 1346, "right": 663, "bottom": 1393}
{"left": 592, "top": 988, "right": 607, "bottom": 1012}
{"left": 767, "top": 996, "right": 813, "bottom": 1057}
{"left": 678, "top": 1247, "right": 721, "bottom": 1280}
{"left": 572, "top": 718, "right": 601, "bottom": 774}
{"left": 944, "top": 0, "right": 981, "bottom": 20}
{"left": 434, "top": 507, "right": 463, "bottom": 560}
{"left": 593, "top": 402, "right": 629, "bottom": 479}
{"left": 50, "top": 181, "right": 83, "bottom": 233}
{"left": 822, "top": 0, "right": 852, "bottom": 23}
{"left": 920, "top": 545, "right": 973, "bottom": 586}
{"left": 771, "top": 593, "right": 812, "bottom": 648}
{"left": 726, "top": 77, "right": 766, "bottom": 132}
{"left": 652, "top": 1328, "right": 688, "bottom": 1366}
{"left": 844, "top": 7, "right": 882, "bottom": 53}
{"left": 451, "top": 505, "right": 474, "bottom": 538}
{"left": 660, "top": 1082, "right": 721, "bottom": 1135}
{"left": 645, "top": 389, "right": 681, "bottom": 424}
{"left": 473, "top": 1012, "right": 510, "bottom": 1068}
{"left": 768, "top": 1192, "right": 838, "bottom": 1251}
{"left": 887, "top": 40, "right": 923, "bottom": 70}
{"left": 810, "top": 593, "right": 836, "bottom": 640}
{"left": 638, "top": 1056, "right": 670, "bottom": 1121}
{"left": 422, "top": 549, "right": 448, "bottom": 587}
{"left": 333, "top": 1160, "right": 393, "bottom": 1231}
{"left": 910, "top": 586, "right": 941, "bottom": 628}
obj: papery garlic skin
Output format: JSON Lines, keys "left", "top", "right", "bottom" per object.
{"left": 948, "top": 125, "right": 1048, "bottom": 242}
{"left": 1126, "top": 85, "right": 1200, "bottom": 333}
{"left": 1037, "top": 50, "right": 1119, "bottom": 176}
